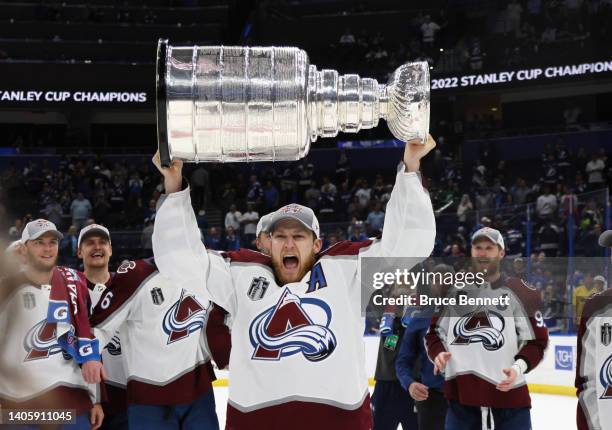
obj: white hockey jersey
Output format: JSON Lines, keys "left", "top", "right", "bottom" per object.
{"left": 89, "top": 259, "right": 230, "bottom": 406}
{"left": 86, "top": 278, "right": 128, "bottom": 415}
{"left": 0, "top": 273, "right": 96, "bottom": 414}
{"left": 153, "top": 167, "right": 436, "bottom": 429}
{"left": 425, "top": 274, "right": 548, "bottom": 408}
{"left": 577, "top": 288, "right": 612, "bottom": 430}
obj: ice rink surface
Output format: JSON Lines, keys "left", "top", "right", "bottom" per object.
{"left": 212, "top": 387, "right": 577, "bottom": 429}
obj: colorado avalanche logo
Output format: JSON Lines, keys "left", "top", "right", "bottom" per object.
{"left": 599, "top": 354, "right": 612, "bottom": 399}
{"left": 452, "top": 307, "right": 505, "bottom": 351}
{"left": 23, "top": 320, "right": 62, "bottom": 361}
{"left": 162, "top": 289, "right": 208, "bottom": 344}
{"left": 249, "top": 289, "right": 337, "bottom": 362}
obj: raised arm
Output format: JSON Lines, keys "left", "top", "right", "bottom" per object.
{"left": 152, "top": 152, "right": 209, "bottom": 287}
{"left": 362, "top": 136, "right": 436, "bottom": 260}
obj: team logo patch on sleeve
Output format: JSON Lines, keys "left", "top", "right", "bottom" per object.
{"left": 602, "top": 323, "right": 612, "bottom": 347}
{"left": 162, "top": 289, "right": 208, "bottom": 344}
{"left": 248, "top": 277, "right": 270, "bottom": 301}
{"left": 23, "top": 320, "right": 62, "bottom": 361}
{"left": 452, "top": 307, "right": 505, "bottom": 351}
{"left": 249, "top": 288, "right": 337, "bottom": 362}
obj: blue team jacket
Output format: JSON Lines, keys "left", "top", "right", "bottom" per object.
{"left": 395, "top": 307, "right": 445, "bottom": 392}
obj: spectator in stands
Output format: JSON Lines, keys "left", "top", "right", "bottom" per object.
{"left": 339, "top": 27, "right": 356, "bottom": 46}
{"left": 70, "top": 192, "right": 92, "bottom": 231}
{"left": 506, "top": 0, "right": 524, "bottom": 37}
{"left": 475, "top": 188, "right": 494, "bottom": 211}
{"left": 247, "top": 174, "right": 264, "bottom": 209}
{"left": 505, "top": 226, "right": 525, "bottom": 259}
{"left": 355, "top": 179, "right": 372, "bottom": 211}
{"left": 223, "top": 226, "right": 241, "bottom": 252}
{"left": 41, "top": 196, "right": 64, "bottom": 229}
{"left": 221, "top": 182, "right": 237, "bottom": 212}
{"left": 579, "top": 200, "right": 602, "bottom": 233}
{"left": 538, "top": 221, "right": 561, "bottom": 256}
{"left": 196, "top": 209, "right": 208, "bottom": 230}
{"left": 468, "top": 37, "right": 485, "bottom": 71}
{"left": 585, "top": 153, "right": 606, "bottom": 190}
{"left": 204, "top": 226, "right": 222, "bottom": 250}
{"left": 573, "top": 273, "right": 597, "bottom": 325}
{"left": 420, "top": 15, "right": 440, "bottom": 55}
{"left": 225, "top": 204, "right": 242, "bottom": 233}
{"left": 60, "top": 225, "right": 78, "bottom": 267}
{"left": 8, "top": 218, "right": 24, "bottom": 240}
{"left": 349, "top": 221, "right": 367, "bottom": 242}
{"left": 366, "top": 202, "right": 385, "bottom": 236}
{"left": 510, "top": 178, "right": 530, "bottom": 205}
{"left": 512, "top": 257, "right": 527, "bottom": 278}
{"left": 535, "top": 185, "right": 558, "bottom": 222}
{"left": 304, "top": 180, "right": 321, "bottom": 211}
{"left": 93, "top": 195, "right": 112, "bottom": 225}
{"left": 263, "top": 180, "right": 279, "bottom": 213}
{"left": 240, "top": 203, "right": 259, "bottom": 248}
{"left": 579, "top": 222, "right": 602, "bottom": 257}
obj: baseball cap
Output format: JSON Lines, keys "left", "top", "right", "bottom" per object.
{"left": 78, "top": 224, "right": 111, "bottom": 247}
{"left": 598, "top": 230, "right": 612, "bottom": 247}
{"left": 268, "top": 204, "right": 320, "bottom": 239}
{"left": 471, "top": 227, "right": 505, "bottom": 250}
{"left": 21, "top": 219, "right": 63, "bottom": 242}
{"left": 594, "top": 275, "right": 607, "bottom": 285}
{"left": 256, "top": 212, "right": 274, "bottom": 237}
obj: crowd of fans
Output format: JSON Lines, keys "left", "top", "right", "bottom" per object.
{"left": 309, "top": 0, "right": 611, "bottom": 83}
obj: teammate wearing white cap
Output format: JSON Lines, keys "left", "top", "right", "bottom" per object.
{"left": 0, "top": 219, "right": 104, "bottom": 429}
{"left": 575, "top": 230, "right": 612, "bottom": 430}
{"left": 152, "top": 136, "right": 437, "bottom": 429}
{"left": 426, "top": 226, "right": 548, "bottom": 430}
{"left": 255, "top": 212, "right": 274, "bottom": 255}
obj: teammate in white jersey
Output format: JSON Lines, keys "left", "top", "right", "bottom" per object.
{"left": 152, "top": 136, "right": 436, "bottom": 430}
{"left": 0, "top": 219, "right": 103, "bottom": 430}
{"left": 76, "top": 224, "right": 129, "bottom": 430}
{"left": 576, "top": 230, "right": 612, "bottom": 430}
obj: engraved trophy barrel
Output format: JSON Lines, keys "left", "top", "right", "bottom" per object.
{"left": 156, "top": 39, "right": 429, "bottom": 166}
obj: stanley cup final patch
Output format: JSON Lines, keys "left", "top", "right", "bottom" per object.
{"left": 151, "top": 287, "right": 165, "bottom": 305}
{"left": 602, "top": 323, "right": 612, "bottom": 347}
{"left": 248, "top": 276, "right": 270, "bottom": 301}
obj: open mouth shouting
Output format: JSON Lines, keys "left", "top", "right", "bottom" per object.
{"left": 283, "top": 255, "right": 299, "bottom": 271}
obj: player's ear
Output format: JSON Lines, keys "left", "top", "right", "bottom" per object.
{"left": 76, "top": 247, "right": 82, "bottom": 259}
{"left": 499, "top": 248, "right": 505, "bottom": 258}
{"left": 313, "top": 237, "right": 323, "bottom": 254}
{"left": 109, "top": 244, "right": 113, "bottom": 258}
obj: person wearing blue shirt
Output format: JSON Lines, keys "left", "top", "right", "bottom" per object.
{"left": 396, "top": 264, "right": 453, "bottom": 430}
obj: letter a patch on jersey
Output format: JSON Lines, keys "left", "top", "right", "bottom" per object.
{"left": 249, "top": 288, "right": 337, "bottom": 362}
{"left": 306, "top": 262, "right": 328, "bottom": 294}
{"left": 163, "top": 289, "right": 208, "bottom": 344}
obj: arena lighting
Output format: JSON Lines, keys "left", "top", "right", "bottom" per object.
{"left": 432, "top": 59, "right": 612, "bottom": 90}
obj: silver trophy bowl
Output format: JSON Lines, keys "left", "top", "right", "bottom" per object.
{"left": 156, "top": 39, "right": 429, "bottom": 166}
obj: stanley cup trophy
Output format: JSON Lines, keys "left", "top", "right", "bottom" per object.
{"left": 156, "top": 39, "right": 430, "bottom": 167}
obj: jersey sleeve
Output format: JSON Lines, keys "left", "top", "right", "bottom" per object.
{"left": 511, "top": 280, "right": 549, "bottom": 372}
{"left": 152, "top": 185, "right": 210, "bottom": 291}
{"left": 153, "top": 185, "right": 235, "bottom": 313}
{"left": 576, "top": 299, "right": 598, "bottom": 430}
{"left": 203, "top": 303, "right": 231, "bottom": 369}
